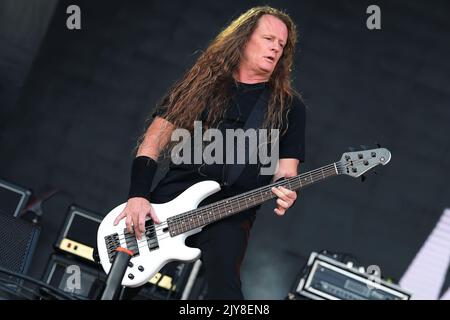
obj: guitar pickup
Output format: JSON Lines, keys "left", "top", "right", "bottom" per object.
{"left": 124, "top": 229, "right": 140, "bottom": 257}
{"left": 145, "top": 219, "right": 159, "bottom": 251}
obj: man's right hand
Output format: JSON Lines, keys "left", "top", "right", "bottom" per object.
{"left": 113, "top": 197, "right": 160, "bottom": 240}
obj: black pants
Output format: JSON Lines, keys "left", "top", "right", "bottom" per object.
{"left": 186, "top": 210, "right": 256, "bottom": 300}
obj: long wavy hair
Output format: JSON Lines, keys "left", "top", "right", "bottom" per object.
{"left": 147, "top": 6, "right": 299, "bottom": 157}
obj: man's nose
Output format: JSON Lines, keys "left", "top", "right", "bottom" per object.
{"left": 271, "top": 44, "right": 280, "bottom": 53}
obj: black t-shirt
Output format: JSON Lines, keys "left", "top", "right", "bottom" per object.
{"left": 149, "top": 81, "right": 306, "bottom": 209}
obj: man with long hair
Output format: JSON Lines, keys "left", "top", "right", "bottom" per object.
{"left": 114, "top": 6, "right": 306, "bottom": 299}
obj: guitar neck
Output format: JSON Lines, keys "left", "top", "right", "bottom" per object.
{"left": 168, "top": 162, "right": 342, "bottom": 237}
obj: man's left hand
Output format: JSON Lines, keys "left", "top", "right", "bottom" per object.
{"left": 271, "top": 186, "right": 297, "bottom": 216}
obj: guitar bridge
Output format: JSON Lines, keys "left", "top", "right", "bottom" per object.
{"left": 104, "top": 230, "right": 141, "bottom": 263}
{"left": 104, "top": 233, "right": 120, "bottom": 263}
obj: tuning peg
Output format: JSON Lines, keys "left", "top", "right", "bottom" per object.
{"left": 361, "top": 174, "right": 366, "bottom": 182}
{"left": 348, "top": 146, "right": 356, "bottom": 152}
{"left": 375, "top": 142, "right": 381, "bottom": 148}
{"left": 372, "top": 171, "right": 377, "bottom": 175}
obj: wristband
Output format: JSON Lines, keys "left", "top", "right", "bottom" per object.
{"left": 127, "top": 156, "right": 158, "bottom": 199}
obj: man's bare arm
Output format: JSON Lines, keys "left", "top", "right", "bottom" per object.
{"left": 137, "top": 116, "right": 175, "bottom": 159}
{"left": 114, "top": 116, "right": 175, "bottom": 239}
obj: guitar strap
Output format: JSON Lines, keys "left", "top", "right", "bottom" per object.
{"left": 222, "top": 87, "right": 270, "bottom": 188}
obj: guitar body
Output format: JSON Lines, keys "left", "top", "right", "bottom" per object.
{"left": 97, "top": 180, "right": 221, "bottom": 287}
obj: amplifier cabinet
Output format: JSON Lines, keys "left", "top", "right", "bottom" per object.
{"left": 43, "top": 253, "right": 105, "bottom": 299}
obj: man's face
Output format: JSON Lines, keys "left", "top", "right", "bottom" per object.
{"left": 241, "top": 14, "right": 288, "bottom": 77}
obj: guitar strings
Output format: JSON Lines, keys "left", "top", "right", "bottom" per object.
{"left": 113, "top": 162, "right": 341, "bottom": 244}
{"left": 111, "top": 158, "right": 373, "bottom": 251}
{"left": 113, "top": 158, "right": 370, "bottom": 249}
{"left": 113, "top": 159, "right": 366, "bottom": 251}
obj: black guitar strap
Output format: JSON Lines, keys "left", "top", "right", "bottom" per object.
{"left": 222, "top": 87, "right": 270, "bottom": 188}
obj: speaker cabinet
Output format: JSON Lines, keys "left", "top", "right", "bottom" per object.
{"left": 0, "top": 214, "right": 40, "bottom": 274}
{"left": 43, "top": 253, "right": 105, "bottom": 300}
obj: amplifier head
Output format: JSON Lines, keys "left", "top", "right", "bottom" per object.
{"left": 0, "top": 178, "right": 32, "bottom": 217}
{"left": 294, "top": 251, "right": 411, "bottom": 300}
{"left": 55, "top": 205, "right": 103, "bottom": 263}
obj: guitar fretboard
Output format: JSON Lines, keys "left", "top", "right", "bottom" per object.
{"left": 167, "top": 162, "right": 342, "bottom": 237}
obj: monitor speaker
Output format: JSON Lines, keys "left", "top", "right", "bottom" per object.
{"left": 0, "top": 214, "right": 40, "bottom": 274}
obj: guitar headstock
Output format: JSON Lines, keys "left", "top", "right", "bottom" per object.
{"left": 338, "top": 148, "right": 391, "bottom": 178}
